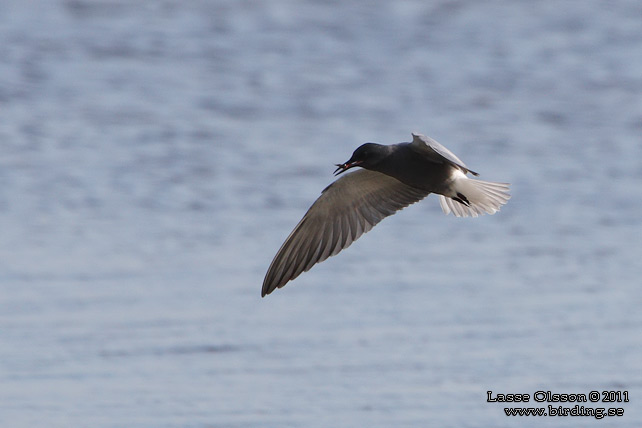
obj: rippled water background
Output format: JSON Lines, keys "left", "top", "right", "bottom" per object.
{"left": 1, "top": 1, "right": 641, "bottom": 426}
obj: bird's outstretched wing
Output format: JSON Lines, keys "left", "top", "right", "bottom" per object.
{"left": 262, "top": 169, "right": 429, "bottom": 296}
{"left": 410, "top": 133, "right": 479, "bottom": 176}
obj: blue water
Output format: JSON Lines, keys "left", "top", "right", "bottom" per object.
{"left": 1, "top": 1, "right": 641, "bottom": 426}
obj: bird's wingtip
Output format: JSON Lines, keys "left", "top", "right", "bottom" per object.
{"left": 261, "top": 283, "right": 272, "bottom": 298}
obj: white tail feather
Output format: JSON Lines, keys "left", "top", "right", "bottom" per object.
{"left": 439, "top": 177, "right": 511, "bottom": 218}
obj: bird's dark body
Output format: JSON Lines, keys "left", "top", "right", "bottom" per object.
{"left": 372, "top": 143, "right": 456, "bottom": 194}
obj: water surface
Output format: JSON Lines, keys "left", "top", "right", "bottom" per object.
{"left": 1, "top": 1, "right": 641, "bottom": 426}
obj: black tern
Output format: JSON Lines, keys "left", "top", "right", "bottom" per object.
{"left": 262, "top": 133, "right": 510, "bottom": 297}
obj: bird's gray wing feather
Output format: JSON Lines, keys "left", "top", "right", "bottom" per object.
{"left": 262, "top": 169, "right": 429, "bottom": 296}
{"left": 410, "top": 133, "right": 479, "bottom": 176}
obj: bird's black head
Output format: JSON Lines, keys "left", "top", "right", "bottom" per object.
{"left": 334, "top": 143, "right": 387, "bottom": 175}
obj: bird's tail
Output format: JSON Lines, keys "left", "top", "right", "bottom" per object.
{"left": 439, "top": 177, "right": 510, "bottom": 217}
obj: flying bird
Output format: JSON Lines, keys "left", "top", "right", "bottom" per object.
{"left": 262, "top": 133, "right": 510, "bottom": 297}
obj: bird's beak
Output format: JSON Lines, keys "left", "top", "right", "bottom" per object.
{"left": 333, "top": 160, "right": 361, "bottom": 176}
{"left": 333, "top": 163, "right": 347, "bottom": 175}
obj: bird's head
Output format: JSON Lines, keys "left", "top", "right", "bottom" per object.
{"left": 334, "top": 143, "right": 387, "bottom": 175}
